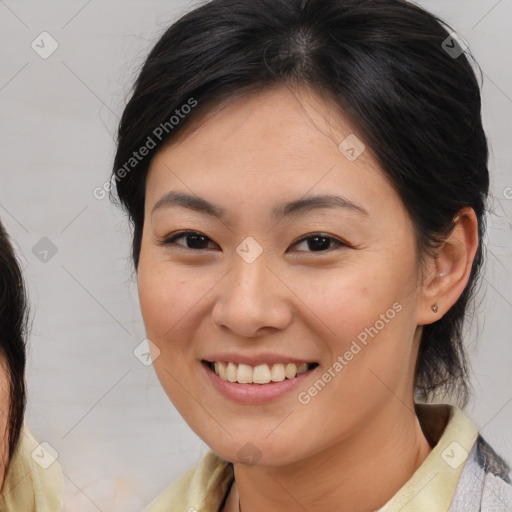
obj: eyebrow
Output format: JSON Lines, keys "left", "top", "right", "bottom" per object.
{"left": 151, "top": 191, "right": 368, "bottom": 219}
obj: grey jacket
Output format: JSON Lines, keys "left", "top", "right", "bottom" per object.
{"left": 449, "top": 435, "right": 512, "bottom": 511}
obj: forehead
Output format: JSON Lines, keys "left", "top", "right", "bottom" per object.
{"left": 145, "top": 85, "right": 404, "bottom": 224}
{"left": 157, "top": 84, "right": 358, "bottom": 160}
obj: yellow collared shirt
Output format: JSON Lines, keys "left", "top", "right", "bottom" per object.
{"left": 144, "top": 403, "right": 480, "bottom": 512}
{"left": 0, "top": 426, "right": 63, "bottom": 511}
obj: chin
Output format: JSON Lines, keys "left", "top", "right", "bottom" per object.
{"left": 203, "top": 433, "right": 307, "bottom": 468}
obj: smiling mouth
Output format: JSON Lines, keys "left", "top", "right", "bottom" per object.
{"left": 202, "top": 360, "right": 319, "bottom": 384}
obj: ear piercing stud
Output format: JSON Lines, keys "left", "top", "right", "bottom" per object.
{"left": 432, "top": 303, "right": 439, "bottom": 313}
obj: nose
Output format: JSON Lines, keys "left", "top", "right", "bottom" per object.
{"left": 211, "top": 252, "right": 293, "bottom": 338}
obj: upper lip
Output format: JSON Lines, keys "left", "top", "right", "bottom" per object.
{"left": 202, "top": 353, "right": 317, "bottom": 366}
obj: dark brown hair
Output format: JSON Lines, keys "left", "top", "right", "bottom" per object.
{"left": 0, "top": 221, "right": 27, "bottom": 471}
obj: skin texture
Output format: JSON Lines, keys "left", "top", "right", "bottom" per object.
{"left": 137, "top": 84, "right": 479, "bottom": 512}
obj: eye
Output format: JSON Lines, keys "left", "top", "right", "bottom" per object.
{"left": 161, "top": 230, "right": 218, "bottom": 251}
{"left": 289, "top": 233, "right": 345, "bottom": 253}
{"left": 160, "top": 231, "right": 346, "bottom": 253}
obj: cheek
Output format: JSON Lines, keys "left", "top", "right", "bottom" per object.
{"left": 291, "top": 259, "right": 412, "bottom": 342}
{"left": 137, "top": 266, "right": 178, "bottom": 341}
{"left": 289, "top": 255, "right": 419, "bottom": 399}
{"left": 136, "top": 255, "right": 221, "bottom": 371}
{"left": 136, "top": 261, "right": 203, "bottom": 416}
{"left": 137, "top": 259, "right": 201, "bottom": 342}
{"left": 287, "top": 268, "right": 417, "bottom": 446}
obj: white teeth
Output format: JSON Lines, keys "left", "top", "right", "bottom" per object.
{"left": 226, "top": 362, "right": 237, "bottom": 382}
{"left": 210, "top": 361, "right": 314, "bottom": 384}
{"left": 270, "top": 363, "right": 285, "bottom": 382}
{"left": 285, "top": 363, "right": 297, "bottom": 379}
{"left": 217, "top": 362, "right": 227, "bottom": 380}
{"left": 237, "top": 363, "right": 253, "bottom": 384}
{"left": 253, "top": 364, "right": 271, "bottom": 384}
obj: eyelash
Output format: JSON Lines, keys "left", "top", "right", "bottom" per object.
{"left": 160, "top": 230, "right": 347, "bottom": 253}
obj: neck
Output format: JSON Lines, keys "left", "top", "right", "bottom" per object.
{"left": 232, "top": 401, "right": 432, "bottom": 512}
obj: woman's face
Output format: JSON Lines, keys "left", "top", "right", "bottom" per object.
{"left": 138, "top": 85, "right": 428, "bottom": 466}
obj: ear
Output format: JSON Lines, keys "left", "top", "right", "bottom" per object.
{"left": 417, "top": 207, "right": 480, "bottom": 326}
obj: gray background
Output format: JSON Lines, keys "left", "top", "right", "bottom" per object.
{"left": 0, "top": 0, "right": 511, "bottom": 510}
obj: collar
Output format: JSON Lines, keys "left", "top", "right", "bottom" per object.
{"left": 377, "top": 403, "right": 478, "bottom": 512}
{"left": 144, "top": 403, "right": 479, "bottom": 512}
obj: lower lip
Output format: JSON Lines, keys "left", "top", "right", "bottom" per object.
{"left": 202, "top": 362, "right": 318, "bottom": 405}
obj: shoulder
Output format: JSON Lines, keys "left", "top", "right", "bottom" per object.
{"left": 144, "top": 450, "right": 234, "bottom": 512}
{"left": 476, "top": 435, "right": 511, "bottom": 483}
{"left": 477, "top": 435, "right": 512, "bottom": 510}
{"left": 1, "top": 425, "right": 63, "bottom": 512}
{"left": 449, "top": 434, "right": 512, "bottom": 511}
